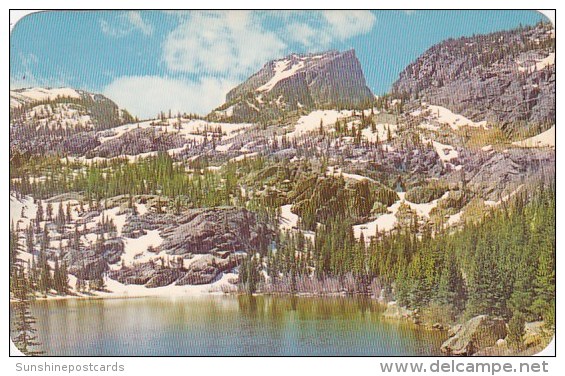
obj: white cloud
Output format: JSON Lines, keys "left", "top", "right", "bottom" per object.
{"left": 163, "top": 11, "right": 286, "bottom": 77}
{"left": 284, "top": 22, "right": 331, "bottom": 49}
{"left": 101, "top": 11, "right": 153, "bottom": 37}
{"left": 162, "top": 11, "right": 377, "bottom": 77}
{"left": 103, "top": 76, "right": 236, "bottom": 118}
{"left": 127, "top": 12, "right": 153, "bottom": 36}
{"left": 321, "top": 11, "right": 377, "bottom": 40}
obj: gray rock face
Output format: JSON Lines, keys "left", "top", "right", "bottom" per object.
{"left": 392, "top": 23, "right": 555, "bottom": 135}
{"left": 159, "top": 207, "right": 273, "bottom": 256}
{"left": 145, "top": 268, "right": 185, "bottom": 288}
{"left": 102, "top": 239, "right": 125, "bottom": 264}
{"left": 176, "top": 254, "right": 242, "bottom": 286}
{"left": 64, "top": 247, "right": 108, "bottom": 280}
{"left": 211, "top": 50, "right": 374, "bottom": 123}
{"left": 89, "top": 127, "right": 186, "bottom": 158}
{"left": 108, "top": 262, "right": 157, "bottom": 285}
{"left": 464, "top": 148, "right": 555, "bottom": 201}
{"left": 441, "top": 315, "right": 507, "bottom": 355}
{"left": 108, "top": 254, "right": 242, "bottom": 288}
{"left": 63, "top": 237, "right": 125, "bottom": 280}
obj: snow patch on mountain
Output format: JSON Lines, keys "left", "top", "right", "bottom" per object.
{"left": 361, "top": 123, "right": 398, "bottom": 142}
{"left": 279, "top": 204, "right": 299, "bottom": 231}
{"left": 517, "top": 52, "right": 555, "bottom": 73}
{"left": 288, "top": 110, "right": 352, "bottom": 138}
{"left": 512, "top": 125, "right": 555, "bottom": 148}
{"left": 257, "top": 60, "right": 306, "bottom": 92}
{"left": 427, "top": 105, "right": 487, "bottom": 130}
{"left": 10, "top": 87, "right": 81, "bottom": 108}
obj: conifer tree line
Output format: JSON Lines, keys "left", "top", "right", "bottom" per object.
{"left": 11, "top": 153, "right": 241, "bottom": 208}
{"left": 239, "top": 182, "right": 555, "bottom": 327}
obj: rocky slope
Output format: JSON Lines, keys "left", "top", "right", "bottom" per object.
{"left": 10, "top": 87, "right": 134, "bottom": 157}
{"left": 392, "top": 22, "right": 555, "bottom": 136}
{"left": 210, "top": 50, "right": 374, "bottom": 123}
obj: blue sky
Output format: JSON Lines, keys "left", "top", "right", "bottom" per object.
{"left": 11, "top": 10, "right": 547, "bottom": 118}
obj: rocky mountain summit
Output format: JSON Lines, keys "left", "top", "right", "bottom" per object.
{"left": 210, "top": 49, "right": 374, "bottom": 123}
{"left": 392, "top": 22, "right": 555, "bottom": 136}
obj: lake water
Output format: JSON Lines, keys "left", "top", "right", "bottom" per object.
{"left": 28, "top": 296, "right": 446, "bottom": 356}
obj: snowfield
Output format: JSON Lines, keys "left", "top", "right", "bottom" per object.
{"left": 10, "top": 87, "right": 81, "bottom": 108}
{"left": 257, "top": 59, "right": 306, "bottom": 92}
{"left": 361, "top": 123, "right": 398, "bottom": 142}
{"left": 517, "top": 52, "right": 555, "bottom": 73}
{"left": 353, "top": 197, "right": 403, "bottom": 239}
{"left": 230, "top": 152, "right": 258, "bottom": 162}
{"left": 279, "top": 204, "right": 299, "bottom": 231}
{"left": 287, "top": 110, "right": 352, "bottom": 138}
{"left": 512, "top": 125, "right": 555, "bottom": 148}
{"left": 354, "top": 191, "right": 449, "bottom": 241}
{"left": 432, "top": 141, "right": 459, "bottom": 163}
{"left": 326, "top": 166, "right": 377, "bottom": 183}
{"left": 424, "top": 105, "right": 487, "bottom": 130}
{"left": 120, "top": 230, "right": 164, "bottom": 266}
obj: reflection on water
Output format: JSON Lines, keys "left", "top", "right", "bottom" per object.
{"left": 26, "top": 295, "right": 446, "bottom": 356}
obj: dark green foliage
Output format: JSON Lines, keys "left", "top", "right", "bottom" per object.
{"left": 405, "top": 181, "right": 448, "bottom": 204}
{"left": 10, "top": 226, "right": 43, "bottom": 355}
{"left": 11, "top": 153, "right": 239, "bottom": 207}
{"left": 292, "top": 176, "right": 397, "bottom": 231}
{"left": 507, "top": 311, "right": 526, "bottom": 350}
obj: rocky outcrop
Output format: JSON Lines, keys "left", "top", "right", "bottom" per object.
{"left": 89, "top": 127, "right": 186, "bottom": 158}
{"left": 159, "top": 207, "right": 274, "bottom": 256}
{"left": 473, "top": 321, "right": 551, "bottom": 356}
{"left": 210, "top": 50, "right": 374, "bottom": 123}
{"left": 441, "top": 315, "right": 507, "bottom": 355}
{"left": 392, "top": 23, "right": 555, "bottom": 135}
{"left": 145, "top": 268, "right": 185, "bottom": 289}
{"left": 108, "top": 253, "right": 243, "bottom": 288}
{"left": 176, "top": 254, "right": 242, "bottom": 286}
{"left": 109, "top": 262, "right": 160, "bottom": 286}
{"left": 464, "top": 148, "right": 555, "bottom": 201}
{"left": 63, "top": 238, "right": 125, "bottom": 280}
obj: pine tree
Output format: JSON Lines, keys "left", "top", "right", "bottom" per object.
{"left": 10, "top": 229, "right": 43, "bottom": 355}
{"left": 507, "top": 311, "right": 525, "bottom": 350}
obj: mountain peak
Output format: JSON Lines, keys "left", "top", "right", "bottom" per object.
{"left": 211, "top": 49, "right": 374, "bottom": 123}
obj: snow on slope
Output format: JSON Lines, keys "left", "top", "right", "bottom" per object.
{"left": 512, "top": 125, "right": 555, "bottom": 148}
{"left": 98, "top": 270, "right": 239, "bottom": 297}
{"left": 288, "top": 110, "right": 352, "bottom": 138}
{"left": 10, "top": 194, "right": 37, "bottom": 230}
{"left": 257, "top": 60, "right": 306, "bottom": 92}
{"left": 517, "top": 52, "right": 555, "bottom": 73}
{"left": 99, "top": 119, "right": 253, "bottom": 146}
{"left": 120, "top": 230, "right": 164, "bottom": 266}
{"left": 354, "top": 191, "right": 450, "bottom": 241}
{"left": 426, "top": 105, "right": 487, "bottom": 130}
{"left": 230, "top": 152, "right": 258, "bottom": 162}
{"left": 279, "top": 204, "right": 299, "bottom": 231}
{"left": 10, "top": 87, "right": 81, "bottom": 108}
{"left": 326, "top": 166, "right": 377, "bottom": 183}
{"left": 361, "top": 123, "right": 398, "bottom": 142}
{"left": 354, "top": 197, "right": 403, "bottom": 238}
{"left": 432, "top": 141, "right": 459, "bottom": 163}
{"left": 98, "top": 121, "right": 154, "bottom": 143}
